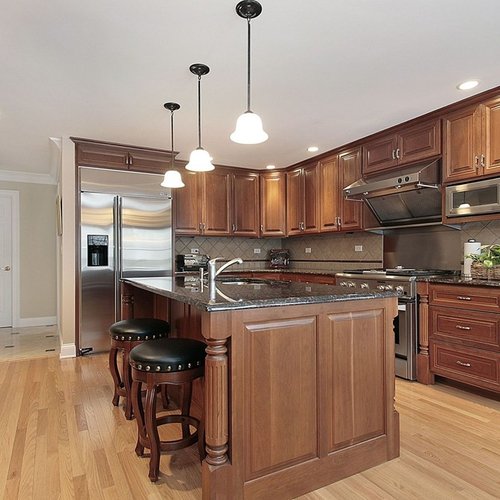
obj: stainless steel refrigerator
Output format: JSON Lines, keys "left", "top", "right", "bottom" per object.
{"left": 80, "top": 168, "right": 172, "bottom": 354}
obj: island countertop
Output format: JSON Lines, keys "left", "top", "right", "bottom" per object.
{"left": 122, "top": 276, "right": 395, "bottom": 312}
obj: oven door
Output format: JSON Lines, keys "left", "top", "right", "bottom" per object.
{"left": 394, "top": 297, "right": 417, "bottom": 380}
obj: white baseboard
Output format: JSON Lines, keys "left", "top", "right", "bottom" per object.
{"left": 16, "top": 316, "right": 57, "bottom": 328}
{"left": 60, "top": 343, "right": 77, "bottom": 358}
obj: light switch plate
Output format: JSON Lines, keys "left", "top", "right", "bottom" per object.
{"left": 355, "top": 245, "right": 363, "bottom": 252}
{"left": 254, "top": 248, "right": 261, "bottom": 254}
{"left": 305, "top": 248, "right": 312, "bottom": 253}
{"left": 190, "top": 248, "right": 199, "bottom": 254}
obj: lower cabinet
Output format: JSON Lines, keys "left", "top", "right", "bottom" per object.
{"left": 427, "top": 284, "right": 500, "bottom": 393}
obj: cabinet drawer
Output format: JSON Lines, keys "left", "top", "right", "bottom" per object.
{"left": 430, "top": 306, "right": 500, "bottom": 349}
{"left": 429, "top": 284, "right": 500, "bottom": 312}
{"left": 430, "top": 341, "right": 500, "bottom": 391}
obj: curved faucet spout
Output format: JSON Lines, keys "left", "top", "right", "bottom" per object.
{"left": 216, "top": 258, "right": 243, "bottom": 276}
{"left": 207, "top": 257, "right": 244, "bottom": 282}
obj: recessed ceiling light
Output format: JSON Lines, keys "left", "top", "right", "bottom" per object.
{"left": 457, "top": 80, "right": 479, "bottom": 91}
{"left": 307, "top": 146, "right": 319, "bottom": 153}
{"left": 266, "top": 164, "right": 276, "bottom": 170}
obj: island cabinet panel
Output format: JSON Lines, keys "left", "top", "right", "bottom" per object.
{"left": 243, "top": 317, "right": 318, "bottom": 479}
{"left": 324, "top": 308, "right": 385, "bottom": 452}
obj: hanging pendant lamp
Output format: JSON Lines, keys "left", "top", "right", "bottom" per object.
{"left": 161, "top": 102, "right": 185, "bottom": 188}
{"left": 230, "top": 0, "right": 268, "bottom": 145}
{"left": 186, "top": 64, "right": 215, "bottom": 172}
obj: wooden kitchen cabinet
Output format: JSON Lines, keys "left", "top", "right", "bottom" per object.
{"left": 362, "top": 118, "right": 441, "bottom": 176}
{"left": 443, "top": 97, "right": 500, "bottom": 183}
{"left": 74, "top": 138, "right": 173, "bottom": 174}
{"left": 174, "top": 169, "right": 232, "bottom": 236}
{"left": 260, "top": 171, "right": 287, "bottom": 237}
{"left": 318, "top": 149, "right": 363, "bottom": 233}
{"left": 424, "top": 283, "right": 500, "bottom": 393}
{"left": 233, "top": 171, "right": 260, "bottom": 237}
{"left": 286, "top": 162, "right": 320, "bottom": 235}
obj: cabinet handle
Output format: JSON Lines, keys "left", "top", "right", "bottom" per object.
{"left": 456, "top": 360, "right": 471, "bottom": 367}
{"left": 260, "top": 224, "right": 264, "bottom": 232}
{"left": 474, "top": 155, "right": 479, "bottom": 168}
{"left": 395, "top": 148, "right": 400, "bottom": 159}
{"left": 232, "top": 223, "right": 236, "bottom": 232}
{"left": 455, "top": 325, "right": 471, "bottom": 331}
{"left": 480, "top": 154, "right": 485, "bottom": 167}
{"left": 128, "top": 154, "right": 133, "bottom": 166}
{"left": 392, "top": 149, "right": 396, "bottom": 160}
{"left": 337, "top": 216, "right": 341, "bottom": 227}
{"left": 199, "top": 222, "right": 203, "bottom": 232}
{"left": 457, "top": 296, "right": 471, "bottom": 301}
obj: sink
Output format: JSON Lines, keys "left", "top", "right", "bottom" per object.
{"left": 215, "top": 277, "right": 267, "bottom": 285}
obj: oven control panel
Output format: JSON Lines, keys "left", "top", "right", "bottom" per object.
{"left": 335, "top": 274, "right": 415, "bottom": 298}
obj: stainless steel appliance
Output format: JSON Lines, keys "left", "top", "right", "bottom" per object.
{"left": 176, "top": 254, "right": 209, "bottom": 272}
{"left": 343, "top": 160, "right": 442, "bottom": 229}
{"left": 335, "top": 268, "right": 454, "bottom": 380}
{"left": 80, "top": 168, "right": 172, "bottom": 355}
{"left": 445, "top": 177, "right": 500, "bottom": 218}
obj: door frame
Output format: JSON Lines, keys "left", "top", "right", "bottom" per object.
{"left": 0, "top": 190, "right": 20, "bottom": 327}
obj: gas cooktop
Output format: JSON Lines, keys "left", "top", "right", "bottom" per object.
{"left": 346, "top": 268, "right": 457, "bottom": 277}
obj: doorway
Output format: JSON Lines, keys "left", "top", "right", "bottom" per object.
{"left": 0, "top": 190, "right": 19, "bottom": 327}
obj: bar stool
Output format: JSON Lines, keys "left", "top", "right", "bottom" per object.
{"left": 109, "top": 318, "right": 170, "bottom": 419}
{"left": 129, "top": 337, "right": 206, "bottom": 482}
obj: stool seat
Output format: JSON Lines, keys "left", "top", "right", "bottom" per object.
{"left": 109, "top": 318, "right": 170, "bottom": 419}
{"left": 130, "top": 338, "right": 205, "bottom": 373}
{"left": 110, "top": 318, "right": 170, "bottom": 341}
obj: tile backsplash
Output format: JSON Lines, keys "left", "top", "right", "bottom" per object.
{"left": 175, "top": 220, "right": 500, "bottom": 272}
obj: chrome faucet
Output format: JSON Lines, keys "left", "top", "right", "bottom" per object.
{"left": 207, "top": 257, "right": 243, "bottom": 282}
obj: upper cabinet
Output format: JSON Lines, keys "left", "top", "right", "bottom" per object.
{"left": 233, "top": 171, "right": 260, "bottom": 237}
{"left": 362, "top": 119, "right": 441, "bottom": 176}
{"left": 174, "top": 169, "right": 232, "bottom": 236}
{"left": 74, "top": 138, "right": 172, "bottom": 174}
{"left": 286, "top": 163, "right": 320, "bottom": 235}
{"left": 260, "top": 171, "right": 286, "bottom": 237}
{"left": 318, "top": 148, "right": 363, "bottom": 233}
{"left": 443, "top": 97, "right": 500, "bottom": 183}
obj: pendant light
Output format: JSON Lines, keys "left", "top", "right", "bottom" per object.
{"left": 161, "top": 102, "right": 185, "bottom": 188}
{"left": 230, "top": 0, "right": 268, "bottom": 145}
{"left": 186, "top": 63, "right": 215, "bottom": 172}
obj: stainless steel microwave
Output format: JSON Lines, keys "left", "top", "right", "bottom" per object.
{"left": 445, "top": 177, "right": 500, "bottom": 217}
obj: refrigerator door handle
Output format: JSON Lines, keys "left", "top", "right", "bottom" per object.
{"left": 114, "top": 196, "right": 122, "bottom": 321}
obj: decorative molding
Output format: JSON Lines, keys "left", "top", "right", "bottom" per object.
{"left": 16, "top": 316, "right": 57, "bottom": 328}
{"left": 0, "top": 169, "right": 56, "bottom": 185}
{"left": 60, "top": 342, "right": 77, "bottom": 359}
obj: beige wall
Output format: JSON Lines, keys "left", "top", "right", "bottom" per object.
{"left": 0, "top": 180, "right": 57, "bottom": 319}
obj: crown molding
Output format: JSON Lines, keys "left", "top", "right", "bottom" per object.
{"left": 0, "top": 168, "right": 56, "bottom": 185}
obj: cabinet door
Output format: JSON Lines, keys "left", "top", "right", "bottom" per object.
{"left": 202, "top": 169, "right": 232, "bottom": 236}
{"left": 233, "top": 172, "right": 260, "bottom": 237}
{"left": 260, "top": 172, "right": 286, "bottom": 237}
{"left": 339, "top": 148, "right": 363, "bottom": 231}
{"left": 398, "top": 119, "right": 441, "bottom": 165}
{"left": 303, "top": 163, "right": 320, "bottom": 233}
{"left": 286, "top": 168, "right": 304, "bottom": 235}
{"left": 318, "top": 155, "right": 340, "bottom": 232}
{"left": 482, "top": 98, "right": 500, "bottom": 176}
{"left": 127, "top": 149, "right": 172, "bottom": 174}
{"left": 362, "top": 134, "right": 398, "bottom": 176}
{"left": 75, "top": 141, "right": 129, "bottom": 170}
{"left": 443, "top": 105, "right": 482, "bottom": 183}
{"left": 174, "top": 172, "right": 201, "bottom": 235}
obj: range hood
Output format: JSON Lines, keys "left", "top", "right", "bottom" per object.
{"left": 343, "top": 160, "right": 443, "bottom": 229}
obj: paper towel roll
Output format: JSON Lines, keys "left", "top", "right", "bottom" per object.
{"left": 464, "top": 239, "right": 481, "bottom": 277}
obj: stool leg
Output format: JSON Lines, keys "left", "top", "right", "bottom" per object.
{"left": 131, "top": 379, "right": 145, "bottom": 457}
{"left": 122, "top": 348, "right": 133, "bottom": 420}
{"left": 181, "top": 381, "right": 193, "bottom": 439}
{"left": 160, "top": 385, "right": 169, "bottom": 409}
{"left": 109, "top": 346, "right": 121, "bottom": 406}
{"left": 145, "top": 384, "right": 161, "bottom": 482}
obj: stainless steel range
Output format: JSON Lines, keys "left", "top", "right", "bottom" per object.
{"left": 335, "top": 268, "right": 454, "bottom": 380}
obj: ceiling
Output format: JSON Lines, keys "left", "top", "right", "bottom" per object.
{"left": 2, "top": 1, "right": 500, "bottom": 178}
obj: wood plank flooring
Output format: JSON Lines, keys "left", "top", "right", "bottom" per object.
{"left": 0, "top": 353, "right": 499, "bottom": 499}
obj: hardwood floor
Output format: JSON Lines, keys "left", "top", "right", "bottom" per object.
{"left": 0, "top": 325, "right": 59, "bottom": 361}
{"left": 0, "top": 353, "right": 499, "bottom": 499}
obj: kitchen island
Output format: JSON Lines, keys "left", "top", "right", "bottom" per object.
{"left": 121, "top": 276, "right": 399, "bottom": 499}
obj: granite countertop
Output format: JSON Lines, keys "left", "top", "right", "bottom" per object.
{"left": 419, "top": 275, "right": 500, "bottom": 287}
{"left": 123, "top": 276, "right": 395, "bottom": 312}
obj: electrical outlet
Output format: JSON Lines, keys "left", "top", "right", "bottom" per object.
{"left": 355, "top": 245, "right": 363, "bottom": 252}
{"left": 305, "top": 248, "right": 312, "bottom": 253}
{"left": 254, "top": 248, "right": 261, "bottom": 254}
{"left": 190, "top": 248, "right": 199, "bottom": 254}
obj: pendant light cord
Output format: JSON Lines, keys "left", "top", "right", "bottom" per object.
{"left": 170, "top": 110, "right": 175, "bottom": 169}
{"left": 197, "top": 76, "right": 202, "bottom": 148}
{"left": 247, "top": 17, "right": 251, "bottom": 112}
